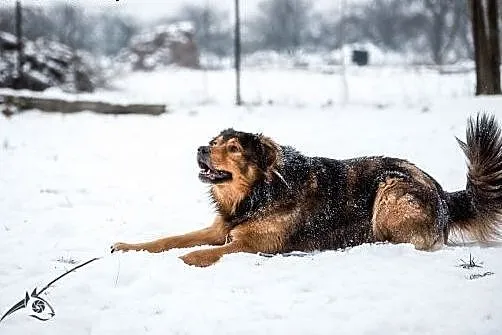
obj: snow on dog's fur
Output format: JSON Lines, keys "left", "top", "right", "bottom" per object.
{"left": 112, "top": 114, "right": 502, "bottom": 266}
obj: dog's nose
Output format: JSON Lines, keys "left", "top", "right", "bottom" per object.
{"left": 198, "top": 146, "right": 209, "bottom": 155}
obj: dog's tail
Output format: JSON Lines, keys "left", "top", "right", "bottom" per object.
{"left": 447, "top": 113, "right": 502, "bottom": 242}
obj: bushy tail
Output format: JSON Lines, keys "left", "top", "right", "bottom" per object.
{"left": 447, "top": 113, "right": 502, "bottom": 242}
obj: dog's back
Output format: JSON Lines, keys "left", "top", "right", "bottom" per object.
{"left": 277, "top": 153, "right": 447, "bottom": 251}
{"left": 280, "top": 114, "right": 502, "bottom": 252}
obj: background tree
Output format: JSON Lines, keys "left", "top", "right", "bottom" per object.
{"left": 0, "top": 3, "right": 136, "bottom": 56}
{"left": 353, "top": 0, "right": 413, "bottom": 51}
{"left": 338, "top": 0, "right": 470, "bottom": 64}
{"left": 172, "top": 4, "right": 232, "bottom": 57}
{"left": 0, "top": 5, "right": 53, "bottom": 40}
{"left": 470, "top": 0, "right": 501, "bottom": 95}
{"left": 419, "top": 0, "right": 467, "bottom": 65}
{"left": 249, "top": 0, "right": 315, "bottom": 53}
{"left": 92, "top": 13, "right": 137, "bottom": 56}
{"left": 51, "top": 4, "right": 87, "bottom": 50}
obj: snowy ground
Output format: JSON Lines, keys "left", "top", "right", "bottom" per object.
{"left": 1, "top": 65, "right": 475, "bottom": 107}
{"left": 0, "top": 67, "right": 501, "bottom": 334}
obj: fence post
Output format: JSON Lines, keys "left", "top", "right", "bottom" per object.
{"left": 234, "top": 0, "right": 242, "bottom": 106}
{"left": 14, "top": 0, "right": 24, "bottom": 89}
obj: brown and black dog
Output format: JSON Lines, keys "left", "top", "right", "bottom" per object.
{"left": 112, "top": 114, "right": 502, "bottom": 267}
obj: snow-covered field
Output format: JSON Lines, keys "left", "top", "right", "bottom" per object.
{"left": 1, "top": 67, "right": 501, "bottom": 334}
{"left": 1, "top": 65, "right": 475, "bottom": 107}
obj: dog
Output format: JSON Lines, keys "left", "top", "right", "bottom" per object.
{"left": 112, "top": 114, "right": 502, "bottom": 267}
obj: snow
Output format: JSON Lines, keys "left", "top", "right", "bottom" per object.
{"left": 0, "top": 67, "right": 501, "bottom": 334}
{"left": 0, "top": 31, "right": 17, "bottom": 46}
{"left": 0, "top": 65, "right": 475, "bottom": 107}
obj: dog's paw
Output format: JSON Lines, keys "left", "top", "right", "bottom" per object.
{"left": 180, "top": 250, "right": 222, "bottom": 267}
{"left": 111, "top": 242, "right": 133, "bottom": 253}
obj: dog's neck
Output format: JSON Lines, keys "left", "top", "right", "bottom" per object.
{"left": 211, "top": 181, "right": 249, "bottom": 217}
{"left": 210, "top": 146, "right": 310, "bottom": 226}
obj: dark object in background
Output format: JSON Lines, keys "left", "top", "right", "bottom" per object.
{"left": 116, "top": 22, "right": 200, "bottom": 71}
{"left": 1, "top": 94, "right": 166, "bottom": 116}
{"left": 0, "top": 32, "right": 96, "bottom": 92}
{"left": 234, "top": 0, "right": 242, "bottom": 106}
{"left": 352, "top": 50, "right": 369, "bottom": 66}
{"left": 470, "top": 0, "right": 501, "bottom": 95}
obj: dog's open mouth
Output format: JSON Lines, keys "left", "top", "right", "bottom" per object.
{"left": 198, "top": 160, "right": 232, "bottom": 184}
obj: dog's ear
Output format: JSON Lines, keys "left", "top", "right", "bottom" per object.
{"left": 256, "top": 135, "right": 280, "bottom": 182}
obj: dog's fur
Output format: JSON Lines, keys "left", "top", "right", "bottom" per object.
{"left": 112, "top": 114, "right": 502, "bottom": 267}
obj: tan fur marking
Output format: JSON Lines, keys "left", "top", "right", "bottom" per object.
{"left": 180, "top": 211, "right": 297, "bottom": 267}
{"left": 396, "top": 161, "right": 435, "bottom": 189}
{"left": 225, "top": 138, "right": 243, "bottom": 150}
{"left": 180, "top": 240, "right": 250, "bottom": 267}
{"left": 309, "top": 173, "right": 318, "bottom": 190}
{"left": 212, "top": 136, "right": 224, "bottom": 145}
{"left": 212, "top": 167, "right": 258, "bottom": 215}
{"left": 372, "top": 178, "right": 440, "bottom": 250}
{"left": 209, "top": 135, "right": 283, "bottom": 216}
{"left": 231, "top": 211, "right": 297, "bottom": 253}
{"left": 346, "top": 167, "right": 357, "bottom": 188}
{"left": 208, "top": 136, "right": 262, "bottom": 215}
{"left": 112, "top": 216, "right": 230, "bottom": 253}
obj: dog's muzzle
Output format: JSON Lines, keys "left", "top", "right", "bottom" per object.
{"left": 197, "top": 146, "right": 232, "bottom": 184}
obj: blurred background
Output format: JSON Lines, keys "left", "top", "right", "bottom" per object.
{"left": 0, "top": 0, "right": 500, "bottom": 108}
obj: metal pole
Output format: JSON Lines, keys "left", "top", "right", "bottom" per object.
{"left": 202, "top": 0, "right": 209, "bottom": 102}
{"left": 15, "top": 0, "right": 24, "bottom": 89}
{"left": 339, "top": 0, "right": 348, "bottom": 105}
{"left": 234, "top": 0, "right": 242, "bottom": 106}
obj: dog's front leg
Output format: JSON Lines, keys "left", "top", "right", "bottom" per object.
{"left": 180, "top": 218, "right": 288, "bottom": 267}
{"left": 111, "top": 216, "right": 229, "bottom": 253}
{"left": 180, "top": 240, "right": 251, "bottom": 267}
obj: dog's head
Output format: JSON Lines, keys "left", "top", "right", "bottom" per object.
{"left": 197, "top": 129, "right": 281, "bottom": 213}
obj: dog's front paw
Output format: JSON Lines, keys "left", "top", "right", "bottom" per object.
{"left": 111, "top": 242, "right": 135, "bottom": 253}
{"left": 180, "top": 250, "right": 222, "bottom": 267}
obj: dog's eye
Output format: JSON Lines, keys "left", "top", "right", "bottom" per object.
{"left": 228, "top": 144, "right": 239, "bottom": 153}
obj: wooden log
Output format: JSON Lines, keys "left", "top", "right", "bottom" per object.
{"left": 1, "top": 94, "right": 166, "bottom": 115}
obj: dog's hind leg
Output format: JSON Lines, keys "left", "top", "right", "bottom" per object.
{"left": 372, "top": 178, "right": 445, "bottom": 250}
{"left": 111, "top": 216, "right": 230, "bottom": 253}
